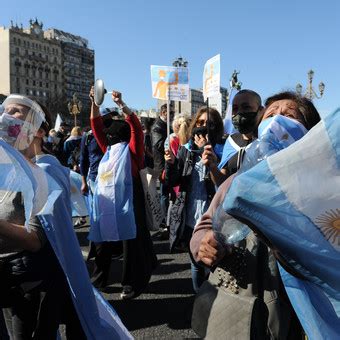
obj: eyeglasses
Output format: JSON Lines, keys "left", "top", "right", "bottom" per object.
{"left": 196, "top": 119, "right": 207, "bottom": 127}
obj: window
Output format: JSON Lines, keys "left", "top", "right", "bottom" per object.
{"left": 33, "top": 80, "right": 36, "bottom": 86}
{"left": 39, "top": 81, "right": 42, "bottom": 87}
{"left": 13, "top": 37, "right": 17, "bottom": 44}
{"left": 26, "top": 79, "right": 29, "bottom": 85}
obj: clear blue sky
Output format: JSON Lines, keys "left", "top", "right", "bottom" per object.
{"left": 3, "top": 0, "right": 340, "bottom": 116}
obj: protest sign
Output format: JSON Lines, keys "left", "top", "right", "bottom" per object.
{"left": 151, "top": 65, "right": 189, "bottom": 101}
{"left": 203, "top": 54, "right": 220, "bottom": 101}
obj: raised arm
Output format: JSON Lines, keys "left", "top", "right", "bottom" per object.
{"left": 111, "top": 90, "right": 144, "bottom": 171}
{"left": 89, "top": 86, "right": 108, "bottom": 153}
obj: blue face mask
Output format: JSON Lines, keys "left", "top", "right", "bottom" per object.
{"left": 258, "top": 114, "right": 307, "bottom": 148}
{"left": 240, "top": 115, "right": 308, "bottom": 173}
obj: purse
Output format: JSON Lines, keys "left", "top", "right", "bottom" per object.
{"left": 191, "top": 243, "right": 268, "bottom": 339}
{"left": 191, "top": 268, "right": 256, "bottom": 339}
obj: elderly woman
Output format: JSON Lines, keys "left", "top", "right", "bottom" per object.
{"left": 190, "top": 91, "right": 321, "bottom": 339}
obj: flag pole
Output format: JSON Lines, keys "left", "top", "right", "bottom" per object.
{"left": 167, "top": 85, "right": 171, "bottom": 142}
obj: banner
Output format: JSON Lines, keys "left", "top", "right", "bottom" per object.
{"left": 203, "top": 54, "right": 220, "bottom": 101}
{"left": 139, "top": 167, "right": 165, "bottom": 231}
{"left": 54, "top": 113, "right": 62, "bottom": 131}
{"left": 151, "top": 65, "right": 189, "bottom": 101}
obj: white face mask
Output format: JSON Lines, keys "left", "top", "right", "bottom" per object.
{"left": 0, "top": 112, "right": 36, "bottom": 150}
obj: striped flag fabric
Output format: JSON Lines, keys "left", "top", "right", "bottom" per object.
{"left": 223, "top": 108, "right": 340, "bottom": 338}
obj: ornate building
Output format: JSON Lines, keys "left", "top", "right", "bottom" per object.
{"left": 0, "top": 19, "right": 94, "bottom": 123}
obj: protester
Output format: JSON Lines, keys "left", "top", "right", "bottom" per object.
{"left": 208, "top": 89, "right": 264, "bottom": 186}
{"left": 152, "top": 103, "right": 174, "bottom": 233}
{"left": 89, "top": 87, "right": 158, "bottom": 299}
{"left": 141, "top": 117, "right": 155, "bottom": 169}
{"left": 64, "top": 126, "right": 82, "bottom": 171}
{"left": 80, "top": 107, "right": 123, "bottom": 286}
{"left": 162, "top": 113, "right": 191, "bottom": 200}
{"left": 0, "top": 94, "right": 85, "bottom": 339}
{"left": 164, "top": 106, "right": 224, "bottom": 292}
{"left": 190, "top": 91, "right": 321, "bottom": 338}
{"left": 55, "top": 121, "right": 70, "bottom": 165}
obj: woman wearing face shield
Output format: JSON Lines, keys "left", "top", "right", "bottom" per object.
{"left": 0, "top": 94, "right": 86, "bottom": 339}
{"left": 189, "top": 92, "right": 321, "bottom": 339}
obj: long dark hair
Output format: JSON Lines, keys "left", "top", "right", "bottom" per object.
{"left": 189, "top": 106, "right": 224, "bottom": 143}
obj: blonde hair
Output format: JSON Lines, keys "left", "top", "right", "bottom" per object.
{"left": 49, "top": 129, "right": 57, "bottom": 137}
{"left": 71, "top": 126, "right": 82, "bottom": 137}
{"left": 172, "top": 114, "right": 191, "bottom": 145}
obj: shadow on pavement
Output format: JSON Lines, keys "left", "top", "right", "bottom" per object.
{"left": 152, "top": 262, "right": 191, "bottom": 276}
{"left": 145, "top": 278, "right": 194, "bottom": 295}
{"left": 109, "top": 295, "right": 196, "bottom": 331}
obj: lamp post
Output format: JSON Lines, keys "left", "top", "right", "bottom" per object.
{"left": 172, "top": 56, "right": 188, "bottom": 114}
{"left": 296, "top": 69, "right": 325, "bottom": 100}
{"left": 68, "top": 93, "right": 82, "bottom": 127}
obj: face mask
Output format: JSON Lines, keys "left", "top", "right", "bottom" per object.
{"left": 0, "top": 112, "right": 35, "bottom": 150}
{"left": 258, "top": 114, "right": 307, "bottom": 145}
{"left": 232, "top": 111, "right": 258, "bottom": 134}
{"left": 103, "top": 118, "right": 113, "bottom": 129}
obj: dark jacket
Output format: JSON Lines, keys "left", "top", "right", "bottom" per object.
{"left": 151, "top": 117, "right": 168, "bottom": 175}
{"left": 79, "top": 131, "right": 104, "bottom": 182}
{"left": 165, "top": 143, "right": 216, "bottom": 251}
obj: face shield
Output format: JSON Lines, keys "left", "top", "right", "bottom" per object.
{"left": 0, "top": 94, "right": 46, "bottom": 150}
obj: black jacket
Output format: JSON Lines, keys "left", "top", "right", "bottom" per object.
{"left": 151, "top": 117, "right": 167, "bottom": 174}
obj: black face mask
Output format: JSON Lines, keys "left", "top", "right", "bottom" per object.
{"left": 103, "top": 118, "right": 113, "bottom": 129}
{"left": 104, "top": 120, "right": 131, "bottom": 146}
{"left": 232, "top": 110, "right": 259, "bottom": 134}
{"left": 192, "top": 124, "right": 218, "bottom": 146}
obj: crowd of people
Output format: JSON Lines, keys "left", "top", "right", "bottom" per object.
{"left": 0, "top": 83, "right": 338, "bottom": 339}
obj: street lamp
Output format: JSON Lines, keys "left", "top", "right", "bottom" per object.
{"left": 296, "top": 70, "right": 325, "bottom": 100}
{"left": 172, "top": 56, "right": 188, "bottom": 114}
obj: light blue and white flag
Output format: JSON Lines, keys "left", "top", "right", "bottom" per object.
{"left": 218, "top": 134, "right": 241, "bottom": 170}
{"left": 70, "top": 170, "right": 89, "bottom": 217}
{"left": 89, "top": 142, "right": 136, "bottom": 242}
{"left": 223, "top": 88, "right": 238, "bottom": 135}
{"left": 0, "top": 140, "right": 61, "bottom": 229}
{"left": 36, "top": 153, "right": 133, "bottom": 339}
{"left": 223, "top": 108, "right": 340, "bottom": 338}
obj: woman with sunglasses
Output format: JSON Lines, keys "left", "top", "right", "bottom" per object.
{"left": 164, "top": 106, "right": 224, "bottom": 292}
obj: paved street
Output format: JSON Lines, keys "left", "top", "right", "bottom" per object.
{"left": 76, "top": 226, "right": 199, "bottom": 339}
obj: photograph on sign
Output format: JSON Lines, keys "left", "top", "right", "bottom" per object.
{"left": 203, "top": 54, "right": 220, "bottom": 101}
{"left": 151, "top": 65, "right": 189, "bottom": 101}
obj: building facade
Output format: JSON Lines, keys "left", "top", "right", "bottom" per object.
{"left": 44, "top": 28, "right": 94, "bottom": 117}
{"left": 0, "top": 19, "right": 94, "bottom": 125}
{"left": 0, "top": 19, "right": 63, "bottom": 106}
{"left": 157, "top": 87, "right": 229, "bottom": 117}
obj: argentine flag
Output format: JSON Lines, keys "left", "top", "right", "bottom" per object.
{"left": 223, "top": 108, "right": 340, "bottom": 339}
{"left": 223, "top": 88, "right": 238, "bottom": 135}
{"left": 89, "top": 142, "right": 136, "bottom": 242}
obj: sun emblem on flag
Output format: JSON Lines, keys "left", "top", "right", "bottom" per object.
{"left": 314, "top": 209, "right": 340, "bottom": 250}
